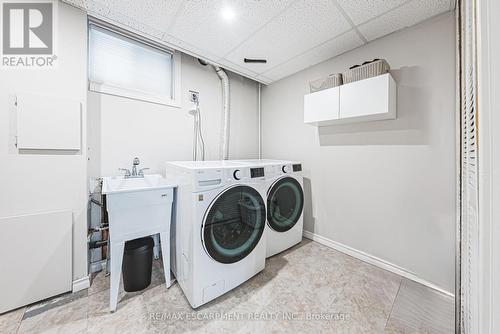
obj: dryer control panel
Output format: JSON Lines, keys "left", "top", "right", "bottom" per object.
{"left": 280, "top": 163, "right": 302, "bottom": 175}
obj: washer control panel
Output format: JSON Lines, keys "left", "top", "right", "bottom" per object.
{"left": 250, "top": 167, "right": 265, "bottom": 178}
{"left": 282, "top": 165, "right": 291, "bottom": 173}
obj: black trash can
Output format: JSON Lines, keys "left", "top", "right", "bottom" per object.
{"left": 122, "top": 237, "right": 154, "bottom": 292}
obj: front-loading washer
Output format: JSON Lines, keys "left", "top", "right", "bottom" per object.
{"left": 165, "top": 160, "right": 267, "bottom": 308}
{"left": 234, "top": 160, "right": 304, "bottom": 258}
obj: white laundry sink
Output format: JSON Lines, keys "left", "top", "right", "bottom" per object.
{"left": 101, "top": 173, "right": 176, "bottom": 312}
{"left": 102, "top": 174, "right": 174, "bottom": 195}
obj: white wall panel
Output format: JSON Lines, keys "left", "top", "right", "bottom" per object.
{"left": 16, "top": 93, "right": 81, "bottom": 150}
{"left": 0, "top": 3, "right": 88, "bottom": 290}
{"left": 0, "top": 211, "right": 72, "bottom": 313}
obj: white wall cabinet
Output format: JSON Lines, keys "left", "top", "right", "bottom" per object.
{"left": 304, "top": 73, "right": 396, "bottom": 126}
{"left": 303, "top": 86, "right": 340, "bottom": 125}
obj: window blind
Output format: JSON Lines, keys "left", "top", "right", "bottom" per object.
{"left": 88, "top": 23, "right": 173, "bottom": 104}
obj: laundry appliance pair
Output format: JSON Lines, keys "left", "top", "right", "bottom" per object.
{"left": 165, "top": 159, "right": 304, "bottom": 308}
{"left": 234, "top": 159, "right": 304, "bottom": 258}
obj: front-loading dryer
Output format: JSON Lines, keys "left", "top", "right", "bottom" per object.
{"left": 234, "top": 160, "right": 305, "bottom": 258}
{"left": 165, "top": 160, "right": 267, "bottom": 308}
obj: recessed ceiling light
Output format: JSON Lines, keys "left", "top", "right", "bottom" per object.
{"left": 221, "top": 7, "right": 236, "bottom": 21}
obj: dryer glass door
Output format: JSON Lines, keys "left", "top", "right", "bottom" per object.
{"left": 203, "top": 185, "right": 265, "bottom": 264}
{"left": 267, "top": 177, "right": 304, "bottom": 232}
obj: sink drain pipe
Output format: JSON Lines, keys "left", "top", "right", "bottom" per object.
{"left": 199, "top": 59, "right": 230, "bottom": 160}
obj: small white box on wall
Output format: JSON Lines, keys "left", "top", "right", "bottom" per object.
{"left": 15, "top": 92, "right": 81, "bottom": 150}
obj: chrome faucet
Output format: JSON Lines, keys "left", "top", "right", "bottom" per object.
{"left": 131, "top": 157, "right": 140, "bottom": 176}
{"left": 119, "top": 157, "right": 149, "bottom": 178}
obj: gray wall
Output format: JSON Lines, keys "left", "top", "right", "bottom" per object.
{"left": 87, "top": 54, "right": 260, "bottom": 177}
{"left": 261, "top": 13, "right": 456, "bottom": 292}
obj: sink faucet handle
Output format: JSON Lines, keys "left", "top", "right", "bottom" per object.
{"left": 133, "top": 157, "right": 140, "bottom": 166}
{"left": 118, "top": 168, "right": 131, "bottom": 177}
{"left": 138, "top": 168, "right": 150, "bottom": 176}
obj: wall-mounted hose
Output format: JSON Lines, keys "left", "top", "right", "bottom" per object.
{"left": 189, "top": 100, "right": 205, "bottom": 161}
{"left": 198, "top": 59, "right": 231, "bottom": 160}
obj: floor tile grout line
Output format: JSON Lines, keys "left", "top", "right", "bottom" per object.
{"left": 14, "top": 315, "right": 22, "bottom": 334}
{"left": 15, "top": 306, "right": 27, "bottom": 334}
{"left": 384, "top": 277, "right": 403, "bottom": 330}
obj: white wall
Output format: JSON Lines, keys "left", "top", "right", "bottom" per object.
{"left": 87, "top": 55, "right": 259, "bottom": 177}
{"left": 0, "top": 3, "right": 88, "bottom": 282}
{"left": 261, "top": 13, "right": 456, "bottom": 292}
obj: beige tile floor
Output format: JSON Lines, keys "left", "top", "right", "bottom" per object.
{"left": 0, "top": 240, "right": 454, "bottom": 334}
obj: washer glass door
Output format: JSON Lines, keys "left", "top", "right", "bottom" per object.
{"left": 267, "top": 177, "right": 304, "bottom": 232}
{"left": 203, "top": 185, "right": 266, "bottom": 264}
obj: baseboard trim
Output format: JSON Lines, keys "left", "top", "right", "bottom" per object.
{"left": 72, "top": 275, "right": 90, "bottom": 292}
{"left": 302, "top": 230, "right": 454, "bottom": 297}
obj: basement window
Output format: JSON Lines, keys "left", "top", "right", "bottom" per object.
{"left": 88, "top": 21, "right": 180, "bottom": 107}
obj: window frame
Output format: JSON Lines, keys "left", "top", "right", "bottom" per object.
{"left": 87, "top": 18, "right": 181, "bottom": 108}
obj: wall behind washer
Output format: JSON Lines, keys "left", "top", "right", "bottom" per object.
{"left": 87, "top": 54, "right": 259, "bottom": 178}
{"left": 261, "top": 13, "right": 456, "bottom": 293}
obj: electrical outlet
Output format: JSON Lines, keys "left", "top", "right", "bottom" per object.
{"left": 189, "top": 90, "right": 199, "bottom": 103}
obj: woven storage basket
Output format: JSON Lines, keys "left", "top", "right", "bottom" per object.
{"left": 342, "top": 59, "right": 390, "bottom": 84}
{"left": 309, "top": 73, "right": 343, "bottom": 93}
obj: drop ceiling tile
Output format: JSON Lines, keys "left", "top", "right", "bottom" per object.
{"left": 225, "top": 0, "right": 352, "bottom": 74}
{"left": 168, "top": 0, "right": 293, "bottom": 58}
{"left": 230, "top": 0, "right": 295, "bottom": 28}
{"left": 358, "top": 0, "right": 451, "bottom": 41}
{"left": 93, "top": 0, "right": 183, "bottom": 32}
{"left": 67, "top": 0, "right": 169, "bottom": 40}
{"left": 336, "top": 0, "right": 409, "bottom": 25}
{"left": 262, "top": 30, "right": 364, "bottom": 82}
